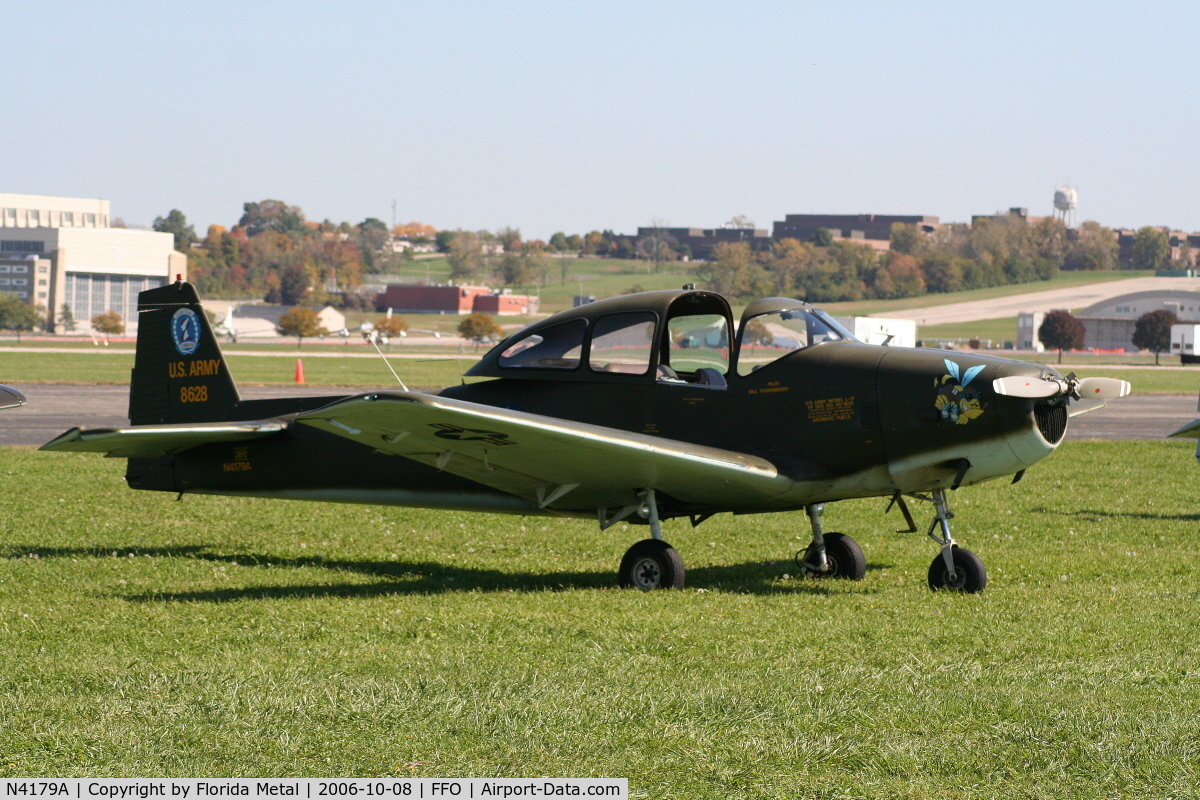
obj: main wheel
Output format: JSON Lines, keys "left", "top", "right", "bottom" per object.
{"left": 795, "top": 532, "right": 867, "bottom": 580}
{"left": 619, "top": 539, "right": 685, "bottom": 590}
{"left": 927, "top": 546, "right": 987, "bottom": 593}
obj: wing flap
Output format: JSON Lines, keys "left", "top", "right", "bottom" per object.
{"left": 296, "top": 391, "right": 792, "bottom": 510}
{"left": 40, "top": 420, "right": 286, "bottom": 458}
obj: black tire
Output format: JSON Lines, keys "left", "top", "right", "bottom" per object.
{"left": 927, "top": 546, "right": 987, "bottom": 593}
{"left": 795, "top": 532, "right": 867, "bottom": 580}
{"left": 619, "top": 539, "right": 685, "bottom": 590}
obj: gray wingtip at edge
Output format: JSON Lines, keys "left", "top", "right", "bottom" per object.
{"left": 1169, "top": 418, "right": 1200, "bottom": 439}
{"left": 0, "top": 384, "right": 26, "bottom": 411}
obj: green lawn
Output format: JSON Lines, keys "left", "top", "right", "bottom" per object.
{"left": 918, "top": 317, "right": 1020, "bottom": 346}
{"left": 0, "top": 351, "right": 479, "bottom": 391}
{"left": 3, "top": 440, "right": 1200, "bottom": 795}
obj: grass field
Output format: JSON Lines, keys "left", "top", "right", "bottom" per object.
{"left": 3, "top": 440, "right": 1200, "bottom": 795}
{"left": 0, "top": 351, "right": 480, "bottom": 391}
{"left": 5, "top": 349, "right": 1200, "bottom": 396}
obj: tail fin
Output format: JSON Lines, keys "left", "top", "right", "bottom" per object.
{"left": 128, "top": 280, "right": 241, "bottom": 425}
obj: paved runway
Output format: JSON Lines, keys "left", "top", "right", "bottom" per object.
{"left": 1, "top": 384, "right": 1194, "bottom": 447}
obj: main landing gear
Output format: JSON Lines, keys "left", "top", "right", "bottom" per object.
{"left": 608, "top": 489, "right": 686, "bottom": 591}
{"left": 796, "top": 503, "right": 867, "bottom": 580}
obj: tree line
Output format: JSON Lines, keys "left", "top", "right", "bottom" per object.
{"left": 149, "top": 201, "right": 1184, "bottom": 310}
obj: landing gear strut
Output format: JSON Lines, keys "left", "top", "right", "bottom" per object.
{"left": 613, "top": 488, "right": 686, "bottom": 590}
{"left": 922, "top": 488, "right": 987, "bottom": 593}
{"left": 796, "top": 503, "right": 866, "bottom": 580}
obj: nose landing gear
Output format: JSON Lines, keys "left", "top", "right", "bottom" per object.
{"left": 922, "top": 488, "right": 987, "bottom": 593}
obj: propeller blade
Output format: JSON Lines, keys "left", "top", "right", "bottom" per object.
{"left": 1074, "top": 377, "right": 1131, "bottom": 400}
{"left": 992, "top": 376, "right": 1062, "bottom": 398}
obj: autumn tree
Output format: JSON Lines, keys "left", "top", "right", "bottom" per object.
{"left": 919, "top": 252, "right": 965, "bottom": 293}
{"left": 239, "top": 200, "right": 306, "bottom": 237}
{"left": 769, "top": 238, "right": 813, "bottom": 296}
{"left": 1038, "top": 309, "right": 1084, "bottom": 363}
{"left": 1064, "top": 221, "right": 1119, "bottom": 270}
{"left": 1132, "top": 227, "right": 1171, "bottom": 271}
{"left": 457, "top": 312, "right": 502, "bottom": 349}
{"left": 448, "top": 231, "right": 486, "bottom": 282}
{"left": 499, "top": 241, "right": 548, "bottom": 286}
{"left": 636, "top": 224, "right": 678, "bottom": 272}
{"left": 889, "top": 222, "right": 925, "bottom": 255}
{"left": 1132, "top": 308, "right": 1178, "bottom": 364}
{"left": 0, "top": 294, "right": 44, "bottom": 331}
{"left": 276, "top": 307, "right": 327, "bottom": 348}
{"left": 153, "top": 209, "right": 197, "bottom": 251}
{"left": 90, "top": 310, "right": 125, "bottom": 337}
{"left": 58, "top": 303, "right": 76, "bottom": 332}
{"left": 374, "top": 315, "right": 409, "bottom": 339}
{"left": 695, "top": 242, "right": 771, "bottom": 299}
{"left": 874, "top": 252, "right": 927, "bottom": 299}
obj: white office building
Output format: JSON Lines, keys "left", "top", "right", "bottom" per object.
{"left": 0, "top": 193, "right": 186, "bottom": 332}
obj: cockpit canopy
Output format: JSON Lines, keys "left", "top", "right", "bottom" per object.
{"left": 466, "top": 289, "right": 857, "bottom": 384}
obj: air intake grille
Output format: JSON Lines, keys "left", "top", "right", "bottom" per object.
{"left": 1034, "top": 402, "right": 1068, "bottom": 444}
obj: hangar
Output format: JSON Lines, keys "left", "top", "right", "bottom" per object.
{"left": 0, "top": 192, "right": 186, "bottom": 332}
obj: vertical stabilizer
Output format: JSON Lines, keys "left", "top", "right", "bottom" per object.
{"left": 128, "top": 280, "right": 240, "bottom": 425}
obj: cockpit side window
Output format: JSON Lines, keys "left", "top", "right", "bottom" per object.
{"left": 589, "top": 312, "right": 656, "bottom": 374}
{"left": 736, "top": 308, "right": 847, "bottom": 375}
{"left": 499, "top": 319, "right": 586, "bottom": 369}
{"left": 665, "top": 313, "right": 730, "bottom": 375}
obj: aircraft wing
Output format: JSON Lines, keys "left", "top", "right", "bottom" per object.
{"left": 41, "top": 420, "right": 286, "bottom": 458}
{"left": 1169, "top": 418, "right": 1200, "bottom": 438}
{"left": 295, "top": 391, "right": 792, "bottom": 511}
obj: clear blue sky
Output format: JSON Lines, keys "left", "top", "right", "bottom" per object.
{"left": 7, "top": 0, "right": 1198, "bottom": 239}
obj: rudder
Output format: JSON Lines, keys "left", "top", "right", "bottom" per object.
{"left": 128, "top": 280, "right": 240, "bottom": 425}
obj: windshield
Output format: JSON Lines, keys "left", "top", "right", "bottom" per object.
{"left": 737, "top": 307, "right": 852, "bottom": 375}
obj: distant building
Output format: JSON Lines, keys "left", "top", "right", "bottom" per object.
{"left": 0, "top": 192, "right": 185, "bottom": 332}
{"left": 635, "top": 227, "right": 771, "bottom": 260}
{"left": 1017, "top": 312, "right": 1046, "bottom": 351}
{"left": 231, "top": 304, "right": 346, "bottom": 338}
{"left": 378, "top": 283, "right": 538, "bottom": 315}
{"left": 1112, "top": 228, "right": 1200, "bottom": 267}
{"left": 833, "top": 316, "right": 917, "bottom": 348}
{"left": 1076, "top": 290, "right": 1200, "bottom": 351}
{"left": 772, "top": 213, "right": 938, "bottom": 252}
{"left": 0, "top": 255, "right": 49, "bottom": 306}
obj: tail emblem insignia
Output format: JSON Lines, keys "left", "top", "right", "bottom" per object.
{"left": 170, "top": 308, "right": 201, "bottom": 356}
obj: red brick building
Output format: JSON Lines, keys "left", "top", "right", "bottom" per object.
{"left": 379, "top": 284, "right": 538, "bottom": 315}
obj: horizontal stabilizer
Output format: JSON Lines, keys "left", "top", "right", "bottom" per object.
{"left": 296, "top": 391, "right": 792, "bottom": 511}
{"left": 40, "top": 420, "right": 285, "bottom": 458}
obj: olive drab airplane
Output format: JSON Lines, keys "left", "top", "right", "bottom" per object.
{"left": 42, "top": 280, "right": 1131, "bottom": 593}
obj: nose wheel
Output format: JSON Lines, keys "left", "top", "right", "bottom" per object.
{"left": 927, "top": 545, "right": 987, "bottom": 592}
{"left": 922, "top": 488, "right": 987, "bottom": 593}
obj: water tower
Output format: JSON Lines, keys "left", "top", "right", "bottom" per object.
{"left": 1053, "top": 185, "right": 1078, "bottom": 227}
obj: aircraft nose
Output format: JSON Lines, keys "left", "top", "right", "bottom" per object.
{"left": 989, "top": 362, "right": 1067, "bottom": 466}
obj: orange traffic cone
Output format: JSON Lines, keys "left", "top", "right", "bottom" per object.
{"left": 294, "top": 358, "right": 305, "bottom": 384}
